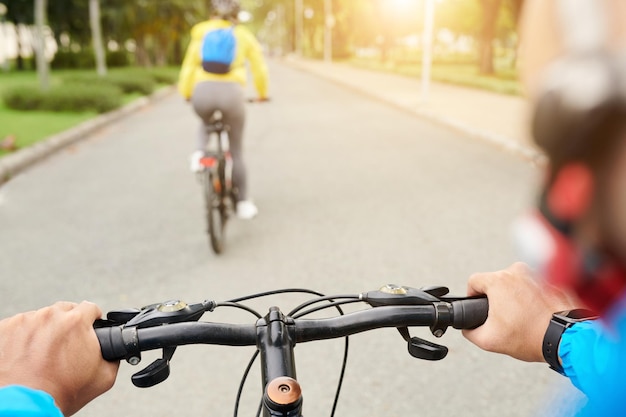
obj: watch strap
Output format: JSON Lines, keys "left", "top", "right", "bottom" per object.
{"left": 542, "top": 317, "right": 568, "bottom": 375}
{"left": 542, "top": 309, "right": 598, "bottom": 375}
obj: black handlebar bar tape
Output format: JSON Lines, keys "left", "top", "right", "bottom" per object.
{"left": 450, "top": 298, "right": 488, "bottom": 329}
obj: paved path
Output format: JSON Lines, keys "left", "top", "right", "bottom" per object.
{"left": 284, "top": 57, "right": 541, "bottom": 163}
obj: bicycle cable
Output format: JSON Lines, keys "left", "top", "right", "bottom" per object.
{"left": 291, "top": 298, "right": 364, "bottom": 319}
{"left": 213, "top": 300, "right": 263, "bottom": 417}
{"left": 226, "top": 288, "right": 328, "bottom": 303}
{"left": 288, "top": 294, "right": 361, "bottom": 317}
{"left": 225, "top": 288, "right": 356, "bottom": 417}
{"left": 234, "top": 349, "right": 260, "bottom": 417}
{"left": 215, "top": 301, "right": 263, "bottom": 319}
{"left": 290, "top": 297, "right": 364, "bottom": 417}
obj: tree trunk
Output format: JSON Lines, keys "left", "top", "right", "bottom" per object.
{"left": 135, "top": 35, "right": 152, "bottom": 67}
{"left": 34, "top": 0, "right": 49, "bottom": 90}
{"left": 89, "top": 0, "right": 107, "bottom": 76}
{"left": 478, "top": 0, "right": 501, "bottom": 75}
{"left": 173, "top": 36, "right": 182, "bottom": 64}
{"left": 12, "top": 21, "right": 24, "bottom": 71}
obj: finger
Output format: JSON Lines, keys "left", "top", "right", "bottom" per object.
{"left": 462, "top": 326, "right": 488, "bottom": 348}
{"left": 508, "top": 261, "right": 534, "bottom": 277}
{"left": 467, "top": 272, "right": 492, "bottom": 297}
{"left": 74, "top": 301, "right": 104, "bottom": 322}
{"left": 49, "top": 301, "right": 79, "bottom": 312}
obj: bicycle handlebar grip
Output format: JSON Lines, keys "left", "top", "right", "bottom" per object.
{"left": 95, "top": 326, "right": 129, "bottom": 361}
{"left": 450, "top": 298, "right": 488, "bottom": 330}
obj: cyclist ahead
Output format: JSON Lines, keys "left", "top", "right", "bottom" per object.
{"left": 178, "top": 0, "right": 269, "bottom": 220}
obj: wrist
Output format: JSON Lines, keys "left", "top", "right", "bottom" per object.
{"left": 542, "top": 309, "right": 598, "bottom": 375}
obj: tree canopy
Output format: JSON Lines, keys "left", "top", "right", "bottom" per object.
{"left": 1, "top": 0, "right": 524, "bottom": 74}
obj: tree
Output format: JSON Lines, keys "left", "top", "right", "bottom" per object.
{"left": 34, "top": 0, "right": 50, "bottom": 89}
{"left": 1, "top": 0, "right": 33, "bottom": 70}
{"left": 89, "top": 0, "right": 106, "bottom": 75}
{"left": 98, "top": 0, "right": 205, "bottom": 67}
{"left": 478, "top": 0, "right": 502, "bottom": 74}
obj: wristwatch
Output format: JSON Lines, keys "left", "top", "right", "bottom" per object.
{"left": 542, "top": 309, "right": 598, "bottom": 375}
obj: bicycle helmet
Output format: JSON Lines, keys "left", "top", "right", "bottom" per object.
{"left": 532, "top": 0, "right": 626, "bottom": 175}
{"left": 211, "top": 0, "right": 241, "bottom": 20}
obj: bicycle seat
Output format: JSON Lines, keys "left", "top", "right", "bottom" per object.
{"left": 206, "top": 110, "right": 229, "bottom": 133}
{"left": 210, "top": 110, "right": 223, "bottom": 122}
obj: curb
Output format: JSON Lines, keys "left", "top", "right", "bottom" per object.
{"left": 282, "top": 57, "right": 546, "bottom": 166}
{"left": 0, "top": 86, "right": 176, "bottom": 186}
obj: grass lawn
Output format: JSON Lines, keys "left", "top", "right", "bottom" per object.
{"left": 348, "top": 57, "right": 522, "bottom": 96}
{"left": 0, "top": 104, "right": 96, "bottom": 157}
{"left": 0, "top": 67, "right": 178, "bottom": 158}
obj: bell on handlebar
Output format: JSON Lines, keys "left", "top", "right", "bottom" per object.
{"left": 361, "top": 285, "right": 450, "bottom": 307}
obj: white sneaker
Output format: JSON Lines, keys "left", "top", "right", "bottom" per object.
{"left": 189, "top": 150, "right": 205, "bottom": 173}
{"left": 236, "top": 200, "right": 258, "bottom": 219}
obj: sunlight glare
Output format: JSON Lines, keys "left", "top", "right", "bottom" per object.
{"left": 392, "top": 0, "right": 414, "bottom": 11}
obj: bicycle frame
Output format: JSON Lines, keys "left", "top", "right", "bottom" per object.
{"left": 199, "top": 110, "right": 234, "bottom": 254}
{"left": 201, "top": 111, "right": 232, "bottom": 189}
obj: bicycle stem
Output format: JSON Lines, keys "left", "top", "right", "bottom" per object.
{"left": 257, "top": 307, "right": 302, "bottom": 417}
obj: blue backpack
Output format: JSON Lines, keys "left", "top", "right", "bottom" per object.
{"left": 200, "top": 26, "right": 237, "bottom": 74}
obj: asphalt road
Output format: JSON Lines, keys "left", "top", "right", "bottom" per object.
{"left": 0, "top": 61, "right": 581, "bottom": 416}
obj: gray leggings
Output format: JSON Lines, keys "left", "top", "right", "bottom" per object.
{"left": 191, "top": 81, "right": 248, "bottom": 201}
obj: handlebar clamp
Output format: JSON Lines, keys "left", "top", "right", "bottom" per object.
{"left": 430, "top": 302, "right": 452, "bottom": 338}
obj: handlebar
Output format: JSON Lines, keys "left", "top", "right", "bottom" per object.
{"left": 96, "top": 297, "right": 487, "bottom": 361}
{"left": 94, "top": 286, "right": 487, "bottom": 417}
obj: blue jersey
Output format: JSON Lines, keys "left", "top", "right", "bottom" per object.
{"left": 0, "top": 385, "right": 63, "bottom": 417}
{"left": 560, "top": 296, "right": 626, "bottom": 415}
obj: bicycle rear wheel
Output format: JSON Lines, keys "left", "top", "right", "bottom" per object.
{"left": 203, "top": 169, "right": 227, "bottom": 254}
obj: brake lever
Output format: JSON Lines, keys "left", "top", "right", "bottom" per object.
{"left": 97, "top": 299, "right": 216, "bottom": 387}
{"left": 362, "top": 285, "right": 453, "bottom": 361}
{"left": 131, "top": 346, "right": 177, "bottom": 388}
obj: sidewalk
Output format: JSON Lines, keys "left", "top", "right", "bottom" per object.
{"left": 283, "top": 56, "right": 544, "bottom": 164}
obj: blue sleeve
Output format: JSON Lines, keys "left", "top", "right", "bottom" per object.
{"left": 559, "top": 320, "right": 626, "bottom": 414}
{"left": 0, "top": 385, "right": 64, "bottom": 417}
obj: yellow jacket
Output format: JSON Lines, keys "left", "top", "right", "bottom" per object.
{"left": 178, "top": 19, "right": 269, "bottom": 99}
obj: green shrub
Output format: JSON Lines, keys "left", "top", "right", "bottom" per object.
{"left": 106, "top": 51, "right": 131, "bottom": 68}
{"left": 61, "top": 72, "right": 155, "bottom": 95}
{"left": 2, "top": 85, "right": 44, "bottom": 110}
{"left": 60, "top": 73, "right": 113, "bottom": 88}
{"left": 45, "top": 84, "right": 123, "bottom": 113}
{"left": 51, "top": 50, "right": 96, "bottom": 69}
{"left": 148, "top": 68, "right": 178, "bottom": 85}
{"left": 51, "top": 51, "right": 74, "bottom": 69}
{"left": 2, "top": 83, "right": 123, "bottom": 113}
{"left": 107, "top": 73, "right": 155, "bottom": 95}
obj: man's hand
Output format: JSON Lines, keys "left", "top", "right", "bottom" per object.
{"left": 463, "top": 262, "right": 578, "bottom": 362}
{"left": 0, "top": 301, "right": 120, "bottom": 416}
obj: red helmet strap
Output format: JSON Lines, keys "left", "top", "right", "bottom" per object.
{"left": 546, "top": 163, "right": 594, "bottom": 221}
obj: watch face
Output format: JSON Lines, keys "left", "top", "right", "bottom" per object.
{"left": 563, "top": 308, "right": 598, "bottom": 320}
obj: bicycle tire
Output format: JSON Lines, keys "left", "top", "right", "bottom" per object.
{"left": 203, "top": 169, "right": 226, "bottom": 254}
